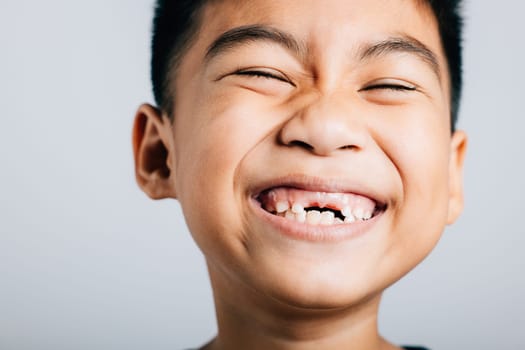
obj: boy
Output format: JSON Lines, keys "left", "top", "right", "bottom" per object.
{"left": 132, "top": 0, "right": 467, "bottom": 349}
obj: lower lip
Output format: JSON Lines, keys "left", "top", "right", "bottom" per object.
{"left": 249, "top": 198, "right": 383, "bottom": 243}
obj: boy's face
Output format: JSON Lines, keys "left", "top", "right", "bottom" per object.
{"left": 135, "top": 0, "right": 467, "bottom": 310}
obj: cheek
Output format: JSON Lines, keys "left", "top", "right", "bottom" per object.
{"left": 375, "top": 102, "right": 450, "bottom": 193}
{"left": 399, "top": 132, "right": 449, "bottom": 197}
{"left": 198, "top": 89, "right": 290, "bottom": 173}
{"left": 376, "top": 105, "right": 451, "bottom": 250}
{"left": 187, "top": 94, "right": 279, "bottom": 181}
{"left": 173, "top": 91, "right": 282, "bottom": 251}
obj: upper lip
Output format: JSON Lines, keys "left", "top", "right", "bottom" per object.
{"left": 250, "top": 174, "right": 388, "bottom": 208}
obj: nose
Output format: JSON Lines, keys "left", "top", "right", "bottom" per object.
{"left": 279, "top": 95, "right": 367, "bottom": 156}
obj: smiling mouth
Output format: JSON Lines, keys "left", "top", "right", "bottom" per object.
{"left": 256, "top": 187, "right": 386, "bottom": 226}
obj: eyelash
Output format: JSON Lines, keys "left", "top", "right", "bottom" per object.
{"left": 361, "top": 84, "right": 417, "bottom": 92}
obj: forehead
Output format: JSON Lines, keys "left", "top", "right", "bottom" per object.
{"left": 199, "top": 0, "right": 440, "bottom": 51}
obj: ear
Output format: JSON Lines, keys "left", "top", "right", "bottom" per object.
{"left": 132, "top": 104, "right": 177, "bottom": 199}
{"left": 447, "top": 130, "right": 468, "bottom": 224}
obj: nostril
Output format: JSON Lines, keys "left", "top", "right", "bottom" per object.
{"left": 289, "top": 140, "right": 314, "bottom": 150}
{"left": 339, "top": 145, "right": 357, "bottom": 150}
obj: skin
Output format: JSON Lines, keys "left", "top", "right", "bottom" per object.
{"left": 132, "top": 0, "right": 467, "bottom": 349}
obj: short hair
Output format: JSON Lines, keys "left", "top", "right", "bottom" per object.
{"left": 151, "top": 0, "right": 463, "bottom": 130}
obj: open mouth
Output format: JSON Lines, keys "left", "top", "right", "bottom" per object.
{"left": 256, "top": 187, "right": 386, "bottom": 226}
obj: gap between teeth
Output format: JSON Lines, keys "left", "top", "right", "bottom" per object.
{"left": 274, "top": 201, "right": 373, "bottom": 225}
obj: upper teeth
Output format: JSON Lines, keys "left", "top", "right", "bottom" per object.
{"left": 276, "top": 201, "right": 289, "bottom": 213}
{"left": 274, "top": 201, "right": 374, "bottom": 225}
{"left": 291, "top": 203, "right": 304, "bottom": 214}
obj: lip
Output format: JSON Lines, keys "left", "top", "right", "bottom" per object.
{"left": 248, "top": 175, "right": 387, "bottom": 242}
{"left": 249, "top": 174, "right": 388, "bottom": 208}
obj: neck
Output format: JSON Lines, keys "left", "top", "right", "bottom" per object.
{"left": 202, "top": 265, "right": 399, "bottom": 350}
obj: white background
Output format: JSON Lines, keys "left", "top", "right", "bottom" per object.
{"left": 1, "top": 1, "right": 524, "bottom": 349}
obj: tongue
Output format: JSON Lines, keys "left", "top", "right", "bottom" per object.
{"left": 259, "top": 187, "right": 376, "bottom": 213}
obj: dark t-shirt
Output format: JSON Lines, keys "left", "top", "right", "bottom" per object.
{"left": 188, "top": 346, "right": 428, "bottom": 349}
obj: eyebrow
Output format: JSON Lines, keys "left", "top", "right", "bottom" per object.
{"left": 359, "top": 36, "right": 441, "bottom": 78}
{"left": 204, "top": 25, "right": 307, "bottom": 62}
{"left": 205, "top": 25, "right": 441, "bottom": 79}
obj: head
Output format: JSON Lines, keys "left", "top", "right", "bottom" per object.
{"left": 133, "top": 0, "right": 467, "bottom": 314}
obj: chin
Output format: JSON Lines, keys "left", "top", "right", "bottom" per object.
{"left": 252, "top": 260, "right": 385, "bottom": 312}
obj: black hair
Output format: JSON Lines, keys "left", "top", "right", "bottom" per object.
{"left": 151, "top": 0, "right": 463, "bottom": 130}
{"left": 151, "top": 0, "right": 208, "bottom": 115}
{"left": 424, "top": 0, "right": 464, "bottom": 130}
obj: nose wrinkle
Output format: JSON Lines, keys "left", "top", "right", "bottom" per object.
{"left": 279, "top": 96, "right": 366, "bottom": 156}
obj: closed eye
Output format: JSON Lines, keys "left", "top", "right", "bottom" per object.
{"left": 360, "top": 84, "right": 417, "bottom": 92}
{"left": 234, "top": 69, "right": 295, "bottom": 86}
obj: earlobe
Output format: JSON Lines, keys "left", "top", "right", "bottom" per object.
{"left": 132, "top": 103, "right": 177, "bottom": 199}
{"left": 447, "top": 130, "right": 468, "bottom": 224}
